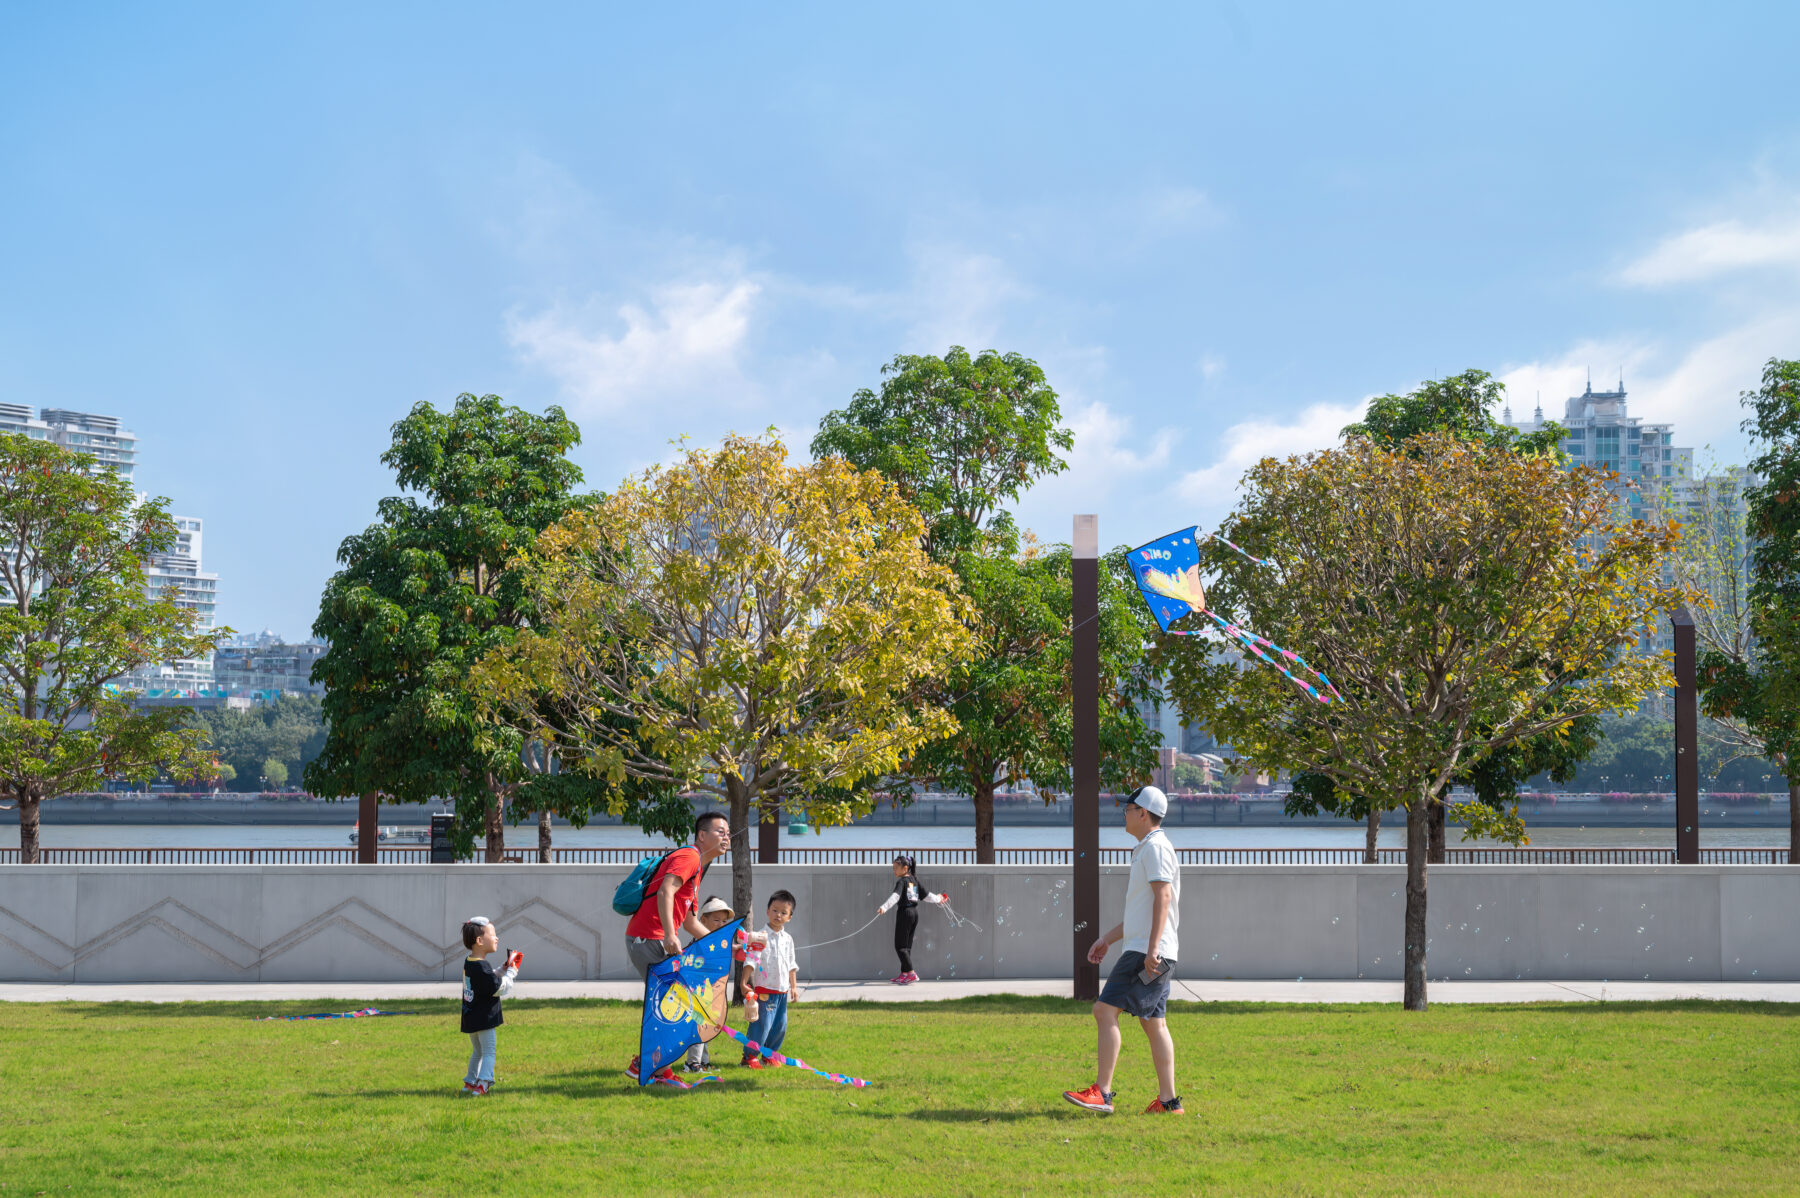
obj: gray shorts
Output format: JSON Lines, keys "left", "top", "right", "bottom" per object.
{"left": 1098, "top": 950, "right": 1176, "bottom": 1019}
{"left": 626, "top": 936, "right": 673, "bottom": 979}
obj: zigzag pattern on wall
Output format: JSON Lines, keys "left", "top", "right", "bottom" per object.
{"left": 0, "top": 894, "right": 608, "bottom": 979}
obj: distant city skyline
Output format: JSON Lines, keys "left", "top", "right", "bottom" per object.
{"left": 6, "top": 4, "right": 1800, "bottom": 637}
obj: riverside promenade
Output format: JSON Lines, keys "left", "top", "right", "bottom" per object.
{"left": 6, "top": 979, "right": 1800, "bottom": 1003}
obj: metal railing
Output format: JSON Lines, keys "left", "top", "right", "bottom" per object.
{"left": 1, "top": 846, "right": 1791, "bottom": 865}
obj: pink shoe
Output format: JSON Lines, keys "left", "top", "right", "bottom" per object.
{"left": 890, "top": 973, "right": 910, "bottom": 985}
{"left": 903, "top": 971, "right": 920, "bottom": 983}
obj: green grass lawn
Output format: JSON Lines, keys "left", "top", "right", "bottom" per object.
{"left": 4, "top": 997, "right": 1798, "bottom": 1196}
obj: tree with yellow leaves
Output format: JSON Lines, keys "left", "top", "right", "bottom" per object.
{"left": 1164, "top": 432, "right": 1692, "bottom": 1010}
{"left": 473, "top": 432, "right": 974, "bottom": 914}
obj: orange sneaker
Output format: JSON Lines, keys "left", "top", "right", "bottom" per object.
{"left": 743, "top": 1054, "right": 766, "bottom": 1069}
{"left": 1062, "top": 1084, "right": 1115, "bottom": 1114}
{"left": 1144, "top": 1095, "right": 1185, "bottom": 1114}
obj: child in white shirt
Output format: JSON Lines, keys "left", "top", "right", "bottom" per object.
{"left": 740, "top": 890, "right": 798, "bottom": 1068}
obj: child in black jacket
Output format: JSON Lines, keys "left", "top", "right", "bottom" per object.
{"left": 876, "top": 855, "right": 946, "bottom": 984}
{"left": 460, "top": 916, "right": 521, "bottom": 1096}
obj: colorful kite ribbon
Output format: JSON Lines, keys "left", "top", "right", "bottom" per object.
{"left": 253, "top": 1008, "right": 418, "bottom": 1021}
{"left": 1169, "top": 610, "right": 1342, "bottom": 706}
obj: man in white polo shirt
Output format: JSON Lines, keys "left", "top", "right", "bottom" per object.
{"left": 1062, "top": 785, "right": 1183, "bottom": 1115}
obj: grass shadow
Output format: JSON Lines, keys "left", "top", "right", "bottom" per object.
{"left": 899, "top": 1108, "right": 1074, "bottom": 1123}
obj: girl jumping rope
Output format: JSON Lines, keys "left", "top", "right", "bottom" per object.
{"left": 876, "top": 854, "right": 946, "bottom": 985}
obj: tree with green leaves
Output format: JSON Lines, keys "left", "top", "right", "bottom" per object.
{"left": 1313, "top": 369, "right": 1586, "bottom": 861}
{"left": 813, "top": 348, "right": 1158, "bottom": 857}
{"left": 896, "top": 526, "right": 1161, "bottom": 861}
{"left": 1699, "top": 358, "right": 1800, "bottom": 859}
{"left": 1164, "top": 433, "right": 1688, "bottom": 1009}
{"left": 0, "top": 435, "right": 224, "bottom": 861}
{"left": 306, "top": 394, "right": 592, "bottom": 861}
{"left": 473, "top": 432, "right": 974, "bottom": 914}
{"left": 183, "top": 694, "right": 326, "bottom": 792}
{"left": 812, "top": 346, "right": 1071, "bottom": 558}
{"left": 1344, "top": 368, "right": 1565, "bottom": 456}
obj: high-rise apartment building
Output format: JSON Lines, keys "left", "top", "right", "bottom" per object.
{"left": 0, "top": 405, "right": 220, "bottom": 695}
{"left": 1506, "top": 378, "right": 1692, "bottom": 518}
{"left": 1509, "top": 379, "right": 1756, "bottom": 657}
{"left": 0, "top": 404, "right": 140, "bottom": 479}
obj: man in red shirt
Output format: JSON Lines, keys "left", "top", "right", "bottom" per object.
{"left": 625, "top": 810, "right": 731, "bottom": 1082}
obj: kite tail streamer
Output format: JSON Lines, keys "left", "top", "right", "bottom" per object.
{"left": 1169, "top": 610, "right": 1343, "bottom": 706}
{"left": 718, "top": 1023, "right": 870, "bottom": 1088}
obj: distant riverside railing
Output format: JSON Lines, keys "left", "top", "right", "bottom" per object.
{"left": 0, "top": 846, "right": 1791, "bottom": 865}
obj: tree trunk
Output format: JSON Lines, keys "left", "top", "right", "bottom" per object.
{"left": 538, "top": 807, "right": 552, "bottom": 864}
{"left": 727, "top": 776, "right": 753, "bottom": 922}
{"left": 485, "top": 795, "right": 506, "bottom": 863}
{"left": 357, "top": 792, "right": 378, "bottom": 864}
{"left": 1364, "top": 806, "right": 1380, "bottom": 864}
{"left": 973, "top": 777, "right": 996, "bottom": 865}
{"left": 1403, "top": 794, "right": 1430, "bottom": 1011}
{"left": 19, "top": 794, "right": 41, "bottom": 864}
{"left": 1427, "top": 798, "right": 1446, "bottom": 864}
{"left": 1790, "top": 778, "right": 1799, "bottom": 864}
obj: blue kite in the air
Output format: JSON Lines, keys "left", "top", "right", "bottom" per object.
{"left": 1127, "top": 526, "right": 1342, "bottom": 706}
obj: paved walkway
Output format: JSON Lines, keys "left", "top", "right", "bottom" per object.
{"left": 4, "top": 979, "right": 1799, "bottom": 1003}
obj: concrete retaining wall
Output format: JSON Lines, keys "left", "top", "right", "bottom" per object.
{"left": 2, "top": 864, "right": 1797, "bottom": 984}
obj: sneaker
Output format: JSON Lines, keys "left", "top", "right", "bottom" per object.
{"left": 626, "top": 1056, "right": 641, "bottom": 1082}
{"left": 1144, "top": 1095, "right": 1184, "bottom": 1115}
{"left": 903, "top": 971, "right": 920, "bottom": 983}
{"left": 459, "top": 1081, "right": 477, "bottom": 1096}
{"left": 1062, "top": 1084, "right": 1115, "bottom": 1114}
{"left": 681, "top": 1061, "right": 707, "bottom": 1074}
{"left": 472, "top": 1081, "right": 492, "bottom": 1097}
{"left": 890, "top": 974, "right": 909, "bottom": 985}
{"left": 743, "top": 1054, "right": 765, "bottom": 1069}
{"left": 652, "top": 1066, "right": 677, "bottom": 1082}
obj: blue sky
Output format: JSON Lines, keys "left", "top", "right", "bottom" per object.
{"left": 6, "top": 3, "right": 1800, "bottom": 639}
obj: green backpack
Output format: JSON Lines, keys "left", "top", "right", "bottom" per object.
{"left": 612, "top": 851, "right": 675, "bottom": 917}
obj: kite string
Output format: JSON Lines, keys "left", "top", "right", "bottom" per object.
{"left": 793, "top": 912, "right": 883, "bottom": 953}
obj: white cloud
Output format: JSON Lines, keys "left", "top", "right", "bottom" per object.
{"left": 899, "top": 245, "right": 1030, "bottom": 353}
{"left": 506, "top": 277, "right": 761, "bottom": 414}
{"left": 1619, "top": 210, "right": 1800, "bottom": 287}
{"left": 1501, "top": 190, "right": 1800, "bottom": 454}
{"left": 1014, "top": 399, "right": 1178, "bottom": 541}
{"left": 1174, "top": 401, "right": 1363, "bottom": 509}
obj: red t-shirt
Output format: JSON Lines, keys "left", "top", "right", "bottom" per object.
{"left": 624, "top": 846, "right": 703, "bottom": 940}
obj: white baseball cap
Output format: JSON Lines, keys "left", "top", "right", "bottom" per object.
{"left": 1126, "top": 785, "right": 1169, "bottom": 818}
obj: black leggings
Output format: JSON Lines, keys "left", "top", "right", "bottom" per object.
{"left": 894, "top": 907, "right": 918, "bottom": 973}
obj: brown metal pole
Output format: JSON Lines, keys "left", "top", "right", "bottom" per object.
{"left": 1672, "top": 609, "right": 1699, "bottom": 864}
{"left": 1072, "top": 515, "right": 1100, "bottom": 1001}
{"left": 357, "top": 792, "right": 378, "bottom": 864}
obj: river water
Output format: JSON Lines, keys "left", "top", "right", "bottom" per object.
{"left": 17, "top": 823, "right": 1791, "bottom": 850}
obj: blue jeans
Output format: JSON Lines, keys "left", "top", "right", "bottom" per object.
{"left": 746, "top": 992, "right": 788, "bottom": 1056}
{"left": 466, "top": 1028, "right": 497, "bottom": 1085}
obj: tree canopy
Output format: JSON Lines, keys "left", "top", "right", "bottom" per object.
{"left": 183, "top": 695, "right": 326, "bottom": 792}
{"left": 897, "top": 526, "right": 1161, "bottom": 860}
{"left": 1164, "top": 432, "right": 1689, "bottom": 1008}
{"left": 1699, "top": 358, "right": 1800, "bottom": 857}
{"left": 305, "top": 394, "right": 591, "bottom": 860}
{"left": 472, "top": 432, "right": 975, "bottom": 914}
{"left": 0, "top": 435, "right": 223, "bottom": 860}
{"left": 811, "top": 346, "right": 1071, "bottom": 558}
